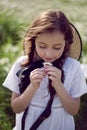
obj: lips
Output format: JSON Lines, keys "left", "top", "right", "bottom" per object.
{"left": 44, "top": 58, "right": 54, "bottom": 62}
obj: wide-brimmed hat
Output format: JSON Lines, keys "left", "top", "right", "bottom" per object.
{"left": 69, "top": 23, "right": 82, "bottom": 60}
{"left": 24, "top": 23, "right": 82, "bottom": 61}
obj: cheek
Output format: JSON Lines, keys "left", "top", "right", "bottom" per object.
{"left": 35, "top": 47, "right": 44, "bottom": 57}
{"left": 55, "top": 49, "right": 64, "bottom": 58}
{"left": 60, "top": 49, "right": 64, "bottom": 55}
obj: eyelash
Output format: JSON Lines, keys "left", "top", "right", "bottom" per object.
{"left": 54, "top": 48, "right": 61, "bottom": 50}
{"left": 39, "top": 46, "right": 61, "bottom": 50}
{"left": 39, "top": 46, "right": 46, "bottom": 49}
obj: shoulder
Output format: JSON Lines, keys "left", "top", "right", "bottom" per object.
{"left": 13, "top": 55, "right": 28, "bottom": 69}
{"left": 63, "top": 57, "right": 81, "bottom": 72}
{"left": 2, "top": 55, "right": 28, "bottom": 94}
{"left": 15, "top": 55, "right": 28, "bottom": 65}
{"left": 64, "top": 57, "right": 80, "bottom": 67}
{"left": 9, "top": 55, "right": 28, "bottom": 73}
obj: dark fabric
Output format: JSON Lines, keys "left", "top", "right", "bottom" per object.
{"left": 16, "top": 59, "right": 44, "bottom": 130}
{"left": 29, "top": 79, "right": 55, "bottom": 130}
{"left": 16, "top": 59, "right": 64, "bottom": 130}
{"left": 16, "top": 59, "right": 44, "bottom": 94}
{"left": 22, "top": 107, "right": 28, "bottom": 130}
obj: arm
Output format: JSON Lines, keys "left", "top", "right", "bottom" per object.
{"left": 11, "top": 68, "right": 45, "bottom": 113}
{"left": 11, "top": 83, "right": 38, "bottom": 113}
{"left": 54, "top": 82, "right": 80, "bottom": 115}
{"left": 45, "top": 66, "right": 80, "bottom": 115}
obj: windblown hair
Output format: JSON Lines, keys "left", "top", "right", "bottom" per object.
{"left": 23, "top": 10, "right": 73, "bottom": 66}
{"left": 18, "top": 10, "right": 73, "bottom": 130}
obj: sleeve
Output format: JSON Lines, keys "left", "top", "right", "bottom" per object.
{"left": 69, "top": 61, "right": 87, "bottom": 98}
{"left": 2, "top": 56, "right": 26, "bottom": 94}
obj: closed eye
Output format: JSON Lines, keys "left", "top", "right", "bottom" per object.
{"left": 39, "top": 46, "right": 46, "bottom": 49}
{"left": 53, "top": 47, "right": 61, "bottom": 50}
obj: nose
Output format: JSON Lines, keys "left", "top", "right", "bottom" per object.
{"left": 45, "top": 49, "right": 53, "bottom": 58}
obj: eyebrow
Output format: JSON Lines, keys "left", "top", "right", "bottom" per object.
{"left": 38, "top": 41, "right": 63, "bottom": 46}
{"left": 38, "top": 42, "right": 46, "bottom": 44}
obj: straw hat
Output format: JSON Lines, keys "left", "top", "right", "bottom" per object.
{"left": 24, "top": 23, "right": 82, "bottom": 61}
{"left": 69, "top": 23, "right": 82, "bottom": 60}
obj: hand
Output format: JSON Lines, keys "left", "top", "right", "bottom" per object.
{"left": 45, "top": 66, "right": 62, "bottom": 89}
{"left": 30, "top": 68, "right": 46, "bottom": 89}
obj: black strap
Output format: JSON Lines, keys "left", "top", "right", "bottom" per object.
{"left": 16, "top": 59, "right": 64, "bottom": 130}
{"left": 22, "top": 107, "right": 28, "bottom": 130}
{"left": 29, "top": 95, "right": 54, "bottom": 130}
{"left": 29, "top": 80, "right": 55, "bottom": 130}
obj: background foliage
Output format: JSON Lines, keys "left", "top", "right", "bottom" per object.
{"left": 0, "top": 0, "right": 87, "bottom": 130}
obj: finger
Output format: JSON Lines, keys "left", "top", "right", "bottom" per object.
{"left": 47, "top": 71, "right": 59, "bottom": 78}
{"left": 48, "top": 75, "right": 56, "bottom": 80}
{"left": 45, "top": 67, "right": 61, "bottom": 77}
{"left": 45, "top": 66, "right": 60, "bottom": 72}
{"left": 31, "top": 74, "right": 45, "bottom": 80}
{"left": 30, "top": 69, "right": 45, "bottom": 78}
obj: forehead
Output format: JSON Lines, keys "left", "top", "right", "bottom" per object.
{"left": 36, "top": 31, "right": 65, "bottom": 45}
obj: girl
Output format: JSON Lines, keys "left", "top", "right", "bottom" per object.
{"left": 3, "top": 10, "right": 87, "bottom": 130}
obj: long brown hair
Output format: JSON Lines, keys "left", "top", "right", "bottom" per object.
{"left": 22, "top": 10, "right": 73, "bottom": 66}
{"left": 20, "top": 10, "right": 73, "bottom": 130}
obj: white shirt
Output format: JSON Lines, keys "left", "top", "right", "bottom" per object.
{"left": 3, "top": 56, "right": 87, "bottom": 130}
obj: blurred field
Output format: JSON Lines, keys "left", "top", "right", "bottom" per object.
{"left": 0, "top": 0, "right": 87, "bottom": 61}
{"left": 0, "top": 0, "right": 87, "bottom": 41}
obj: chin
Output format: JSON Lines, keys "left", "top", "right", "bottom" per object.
{"left": 44, "top": 59, "right": 55, "bottom": 63}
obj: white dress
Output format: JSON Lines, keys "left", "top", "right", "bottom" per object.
{"left": 3, "top": 56, "right": 87, "bottom": 130}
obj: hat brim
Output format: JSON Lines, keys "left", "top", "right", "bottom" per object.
{"left": 69, "top": 23, "right": 82, "bottom": 60}
{"left": 24, "top": 23, "right": 82, "bottom": 61}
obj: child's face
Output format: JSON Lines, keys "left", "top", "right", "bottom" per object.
{"left": 35, "top": 31, "right": 65, "bottom": 62}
